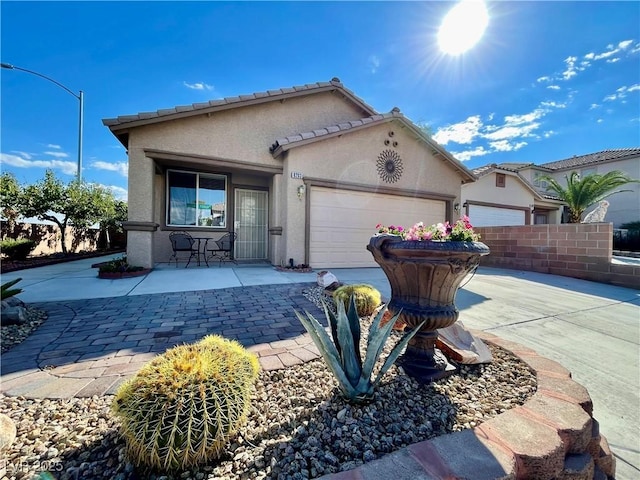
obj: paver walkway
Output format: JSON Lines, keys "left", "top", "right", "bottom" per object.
{"left": 1, "top": 283, "right": 323, "bottom": 398}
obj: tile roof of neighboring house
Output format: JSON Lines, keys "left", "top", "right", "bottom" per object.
{"left": 269, "top": 108, "right": 476, "bottom": 182}
{"left": 470, "top": 162, "right": 564, "bottom": 202}
{"left": 102, "top": 78, "right": 376, "bottom": 131}
{"left": 539, "top": 148, "right": 640, "bottom": 171}
{"left": 471, "top": 163, "right": 522, "bottom": 177}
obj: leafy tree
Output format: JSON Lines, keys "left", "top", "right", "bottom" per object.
{"left": 19, "top": 170, "right": 117, "bottom": 254}
{"left": 0, "top": 172, "right": 23, "bottom": 229}
{"left": 540, "top": 170, "right": 639, "bottom": 223}
{"left": 100, "top": 199, "right": 128, "bottom": 248}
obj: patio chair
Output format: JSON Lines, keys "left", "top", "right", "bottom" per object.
{"left": 169, "top": 231, "right": 200, "bottom": 268}
{"left": 205, "top": 232, "right": 237, "bottom": 267}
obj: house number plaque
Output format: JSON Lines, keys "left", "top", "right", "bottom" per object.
{"left": 290, "top": 171, "right": 304, "bottom": 179}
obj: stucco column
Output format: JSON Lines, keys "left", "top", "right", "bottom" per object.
{"left": 123, "top": 148, "right": 157, "bottom": 268}
{"left": 268, "top": 174, "right": 284, "bottom": 265}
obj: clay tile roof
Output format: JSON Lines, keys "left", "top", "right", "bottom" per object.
{"left": 472, "top": 163, "right": 522, "bottom": 177}
{"left": 269, "top": 110, "right": 476, "bottom": 183}
{"left": 270, "top": 112, "right": 400, "bottom": 153}
{"left": 540, "top": 148, "right": 640, "bottom": 170}
{"left": 102, "top": 78, "right": 376, "bottom": 130}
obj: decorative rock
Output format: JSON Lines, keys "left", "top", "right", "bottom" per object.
{"left": 0, "top": 413, "right": 16, "bottom": 450}
{"left": 1, "top": 305, "right": 28, "bottom": 325}
{"left": 3, "top": 297, "right": 25, "bottom": 308}
{"left": 437, "top": 321, "right": 493, "bottom": 364}
{"left": 316, "top": 271, "right": 339, "bottom": 288}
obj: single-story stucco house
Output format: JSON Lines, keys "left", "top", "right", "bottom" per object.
{"left": 103, "top": 78, "right": 475, "bottom": 269}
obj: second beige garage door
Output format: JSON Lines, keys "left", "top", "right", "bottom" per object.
{"left": 309, "top": 187, "right": 447, "bottom": 268}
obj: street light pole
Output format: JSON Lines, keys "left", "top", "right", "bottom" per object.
{"left": 1, "top": 62, "right": 84, "bottom": 182}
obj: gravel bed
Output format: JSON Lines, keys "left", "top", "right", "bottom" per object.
{"left": 1, "top": 307, "right": 47, "bottom": 353}
{"left": 1, "top": 287, "right": 537, "bottom": 479}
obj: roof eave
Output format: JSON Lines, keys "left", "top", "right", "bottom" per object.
{"left": 103, "top": 82, "right": 376, "bottom": 132}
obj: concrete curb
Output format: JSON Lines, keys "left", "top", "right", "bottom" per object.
{"left": 318, "top": 332, "right": 615, "bottom": 480}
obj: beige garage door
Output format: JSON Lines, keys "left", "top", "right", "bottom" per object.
{"left": 309, "top": 187, "right": 446, "bottom": 268}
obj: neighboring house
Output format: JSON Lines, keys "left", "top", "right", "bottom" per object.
{"left": 465, "top": 148, "right": 640, "bottom": 228}
{"left": 103, "top": 78, "right": 475, "bottom": 269}
{"left": 516, "top": 148, "right": 640, "bottom": 228}
{"left": 461, "top": 164, "right": 565, "bottom": 226}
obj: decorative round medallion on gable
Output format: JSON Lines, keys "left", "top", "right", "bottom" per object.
{"left": 377, "top": 149, "right": 404, "bottom": 183}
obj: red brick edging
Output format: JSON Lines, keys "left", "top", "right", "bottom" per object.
{"left": 318, "top": 332, "right": 616, "bottom": 480}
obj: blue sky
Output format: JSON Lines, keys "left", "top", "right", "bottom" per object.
{"left": 2, "top": 1, "right": 639, "bottom": 201}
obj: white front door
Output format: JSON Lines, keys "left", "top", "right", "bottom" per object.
{"left": 234, "top": 189, "right": 268, "bottom": 260}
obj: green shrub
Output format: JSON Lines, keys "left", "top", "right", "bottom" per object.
{"left": 1, "top": 238, "right": 36, "bottom": 261}
{"left": 1, "top": 278, "right": 22, "bottom": 300}
{"left": 112, "top": 335, "right": 260, "bottom": 471}
{"left": 296, "top": 295, "right": 424, "bottom": 403}
{"left": 99, "top": 256, "right": 144, "bottom": 273}
{"left": 333, "top": 284, "right": 382, "bottom": 317}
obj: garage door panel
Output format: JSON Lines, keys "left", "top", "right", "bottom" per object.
{"left": 310, "top": 187, "right": 446, "bottom": 268}
{"left": 469, "top": 205, "right": 525, "bottom": 227}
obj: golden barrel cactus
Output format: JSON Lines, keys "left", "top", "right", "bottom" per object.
{"left": 333, "top": 284, "right": 382, "bottom": 317}
{"left": 112, "top": 335, "right": 259, "bottom": 471}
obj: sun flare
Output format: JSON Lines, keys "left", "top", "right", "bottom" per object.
{"left": 438, "top": 0, "right": 489, "bottom": 55}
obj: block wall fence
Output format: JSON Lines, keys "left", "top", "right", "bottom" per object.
{"left": 475, "top": 223, "right": 639, "bottom": 290}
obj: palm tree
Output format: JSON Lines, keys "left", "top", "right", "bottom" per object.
{"left": 540, "top": 170, "right": 638, "bottom": 223}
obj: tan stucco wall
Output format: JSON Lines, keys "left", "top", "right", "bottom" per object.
{"left": 462, "top": 172, "right": 532, "bottom": 209}
{"left": 128, "top": 93, "right": 368, "bottom": 164}
{"left": 283, "top": 122, "right": 464, "bottom": 264}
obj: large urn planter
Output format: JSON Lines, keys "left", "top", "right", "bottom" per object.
{"left": 367, "top": 234, "right": 490, "bottom": 383}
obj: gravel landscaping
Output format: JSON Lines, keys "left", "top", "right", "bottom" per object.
{"left": 1, "top": 307, "right": 47, "bottom": 354}
{"left": 1, "top": 301, "right": 537, "bottom": 480}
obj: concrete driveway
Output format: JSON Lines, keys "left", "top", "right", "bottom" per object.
{"left": 2, "top": 256, "right": 638, "bottom": 477}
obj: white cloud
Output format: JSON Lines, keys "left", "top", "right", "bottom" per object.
{"left": 539, "top": 38, "right": 636, "bottom": 85}
{"left": 11, "top": 151, "right": 32, "bottom": 159}
{"left": 92, "top": 160, "right": 128, "bottom": 177}
{"left": 547, "top": 85, "right": 560, "bottom": 90}
{"left": 432, "top": 115, "right": 482, "bottom": 145}
{"left": 489, "top": 140, "right": 527, "bottom": 152}
{"left": 47, "top": 144, "right": 62, "bottom": 149}
{"left": 597, "top": 119, "right": 604, "bottom": 124}
{"left": 451, "top": 146, "right": 490, "bottom": 162}
{"left": 44, "top": 151, "right": 69, "bottom": 158}
{"left": 603, "top": 83, "right": 640, "bottom": 102}
{"left": 483, "top": 123, "right": 541, "bottom": 141}
{"left": 543, "top": 131, "right": 555, "bottom": 138}
{"left": 0, "top": 152, "right": 77, "bottom": 175}
{"left": 589, "top": 103, "right": 601, "bottom": 110}
{"left": 100, "top": 184, "right": 127, "bottom": 201}
{"left": 540, "top": 100, "right": 567, "bottom": 109}
{"left": 183, "top": 81, "right": 213, "bottom": 91}
{"left": 434, "top": 103, "right": 557, "bottom": 159}
{"left": 368, "top": 54, "right": 380, "bottom": 74}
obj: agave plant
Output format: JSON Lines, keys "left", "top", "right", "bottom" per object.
{"left": 1, "top": 278, "right": 22, "bottom": 300}
{"left": 295, "top": 295, "right": 424, "bottom": 403}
